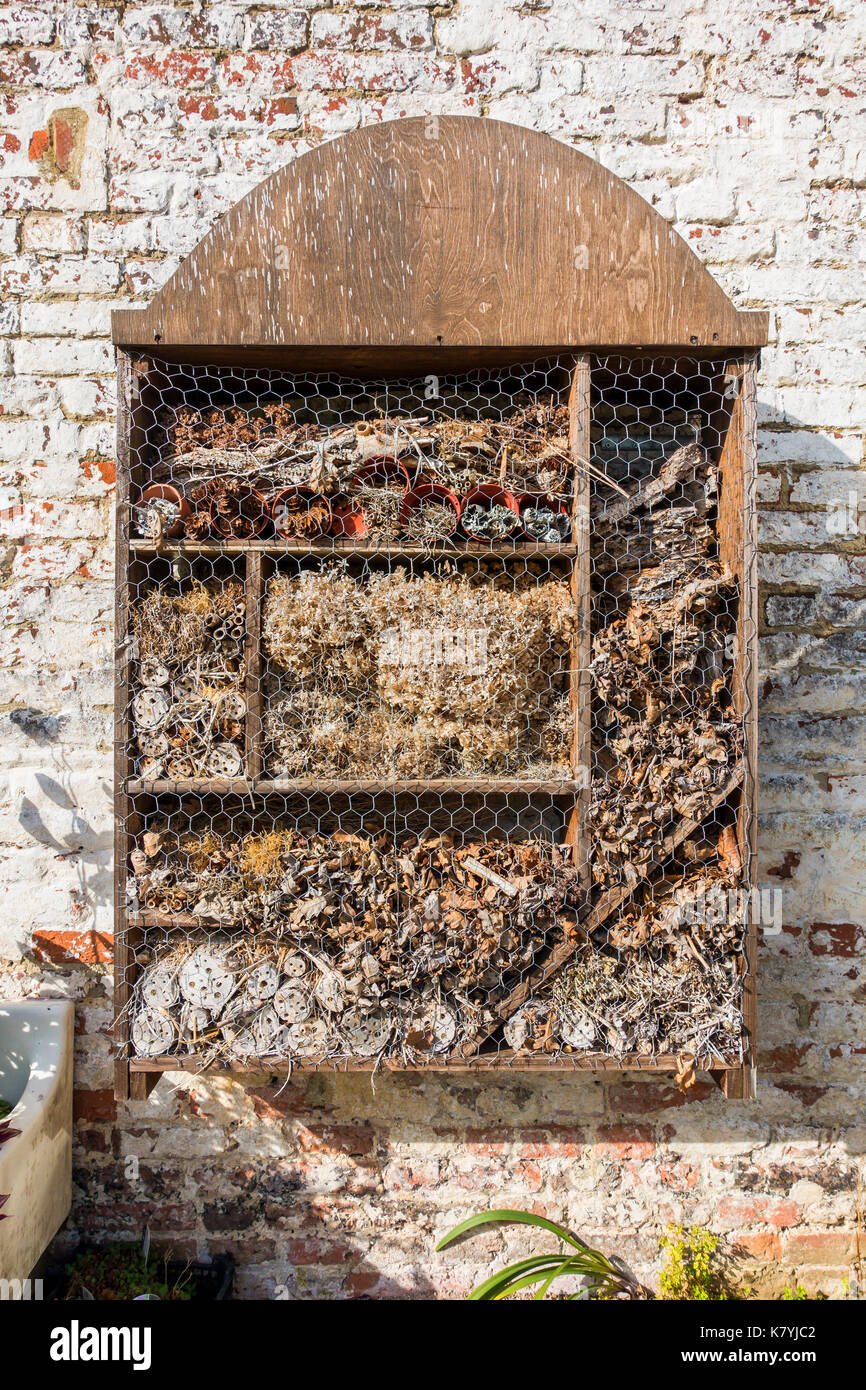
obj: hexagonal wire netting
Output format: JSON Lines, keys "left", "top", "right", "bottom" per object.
{"left": 118, "top": 354, "right": 753, "bottom": 1073}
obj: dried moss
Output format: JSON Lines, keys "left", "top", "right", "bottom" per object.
{"left": 262, "top": 565, "right": 576, "bottom": 777}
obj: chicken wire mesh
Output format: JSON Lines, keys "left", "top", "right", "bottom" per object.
{"left": 117, "top": 354, "right": 754, "bottom": 1073}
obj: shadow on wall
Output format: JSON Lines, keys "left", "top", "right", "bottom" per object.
{"left": 7, "top": 727, "right": 112, "bottom": 970}
{"left": 27, "top": 410, "right": 866, "bottom": 1298}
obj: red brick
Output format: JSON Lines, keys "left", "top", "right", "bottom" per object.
{"left": 761, "top": 1043, "right": 810, "bottom": 1073}
{"left": 606, "top": 1077, "right": 715, "bottom": 1114}
{"left": 298, "top": 1124, "right": 376, "bottom": 1158}
{"left": 80, "top": 457, "right": 116, "bottom": 487}
{"left": 344, "top": 1270, "right": 381, "bottom": 1296}
{"left": 284, "top": 1238, "right": 354, "bottom": 1266}
{"left": 311, "top": 11, "right": 432, "bottom": 52}
{"left": 73, "top": 1126, "right": 111, "bottom": 1153}
{"left": 808, "top": 922, "right": 861, "bottom": 956}
{"left": 217, "top": 54, "right": 297, "bottom": 92}
{"left": 52, "top": 117, "right": 74, "bottom": 173}
{"left": 178, "top": 94, "right": 222, "bottom": 122}
{"left": 28, "top": 127, "right": 49, "bottom": 161}
{"left": 248, "top": 1085, "right": 306, "bottom": 1120}
{"left": 767, "top": 850, "right": 801, "bottom": 880}
{"left": 717, "top": 1196, "right": 799, "bottom": 1230}
{"left": 388, "top": 1159, "right": 442, "bottom": 1190}
{"left": 74, "top": 1088, "right": 116, "bottom": 1123}
{"left": 0, "top": 51, "right": 86, "bottom": 87}
{"left": 776, "top": 1082, "right": 828, "bottom": 1108}
{"left": 597, "top": 1123, "right": 656, "bottom": 1159}
{"left": 734, "top": 1233, "right": 784, "bottom": 1260}
{"left": 32, "top": 928, "right": 112, "bottom": 966}
{"left": 463, "top": 1125, "right": 584, "bottom": 1158}
{"left": 76, "top": 1203, "right": 198, "bottom": 1234}
{"left": 782, "top": 1231, "right": 856, "bottom": 1266}
{"left": 658, "top": 1162, "right": 701, "bottom": 1190}
{"left": 119, "top": 51, "right": 213, "bottom": 87}
{"left": 260, "top": 97, "right": 299, "bottom": 126}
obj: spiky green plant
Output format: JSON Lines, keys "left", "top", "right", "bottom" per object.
{"left": 436, "top": 1208, "right": 638, "bottom": 1301}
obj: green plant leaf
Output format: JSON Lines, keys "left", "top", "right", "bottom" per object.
{"left": 437, "top": 1208, "right": 587, "bottom": 1253}
{"left": 534, "top": 1258, "right": 574, "bottom": 1299}
{"left": 490, "top": 1268, "right": 576, "bottom": 1300}
{"left": 487, "top": 1261, "right": 621, "bottom": 1301}
{"left": 467, "top": 1255, "right": 568, "bottom": 1301}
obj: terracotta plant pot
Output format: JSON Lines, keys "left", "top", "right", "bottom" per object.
{"left": 330, "top": 502, "right": 369, "bottom": 539}
{"left": 271, "top": 487, "right": 332, "bottom": 540}
{"left": 399, "top": 482, "right": 461, "bottom": 540}
{"left": 347, "top": 458, "right": 411, "bottom": 540}
{"left": 518, "top": 492, "right": 572, "bottom": 543}
{"left": 460, "top": 483, "right": 520, "bottom": 544}
{"left": 209, "top": 485, "right": 268, "bottom": 539}
{"left": 351, "top": 456, "right": 412, "bottom": 492}
{"left": 135, "top": 484, "right": 191, "bottom": 539}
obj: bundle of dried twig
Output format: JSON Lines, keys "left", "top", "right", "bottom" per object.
{"left": 127, "top": 825, "right": 581, "bottom": 1062}
{"left": 130, "top": 582, "right": 246, "bottom": 779}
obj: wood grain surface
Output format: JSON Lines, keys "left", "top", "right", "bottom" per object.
{"left": 112, "top": 117, "right": 768, "bottom": 353}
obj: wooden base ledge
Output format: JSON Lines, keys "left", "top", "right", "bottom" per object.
{"left": 128, "top": 1052, "right": 743, "bottom": 1075}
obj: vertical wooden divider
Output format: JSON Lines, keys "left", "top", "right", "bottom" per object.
{"left": 113, "top": 351, "right": 133, "bottom": 1101}
{"left": 565, "top": 355, "right": 592, "bottom": 885}
{"left": 738, "top": 357, "right": 759, "bottom": 1101}
{"left": 713, "top": 353, "right": 759, "bottom": 1100}
{"left": 116, "top": 354, "right": 162, "bottom": 1101}
{"left": 245, "top": 549, "right": 265, "bottom": 782}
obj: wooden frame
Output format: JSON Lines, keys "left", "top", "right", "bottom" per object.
{"left": 112, "top": 118, "right": 766, "bottom": 1101}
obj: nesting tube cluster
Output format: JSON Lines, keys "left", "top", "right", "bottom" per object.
{"left": 134, "top": 399, "right": 582, "bottom": 546}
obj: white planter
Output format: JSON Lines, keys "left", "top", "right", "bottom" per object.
{"left": 0, "top": 1000, "right": 74, "bottom": 1281}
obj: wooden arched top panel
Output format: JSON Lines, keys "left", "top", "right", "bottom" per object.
{"left": 112, "top": 116, "right": 767, "bottom": 355}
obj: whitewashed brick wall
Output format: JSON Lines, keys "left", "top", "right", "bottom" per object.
{"left": 0, "top": 0, "right": 864, "bottom": 1298}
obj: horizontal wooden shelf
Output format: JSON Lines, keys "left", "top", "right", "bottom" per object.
{"left": 129, "top": 539, "right": 578, "bottom": 559}
{"left": 128, "top": 1053, "right": 741, "bottom": 1074}
{"left": 127, "top": 777, "right": 250, "bottom": 796}
{"left": 126, "top": 775, "right": 584, "bottom": 796}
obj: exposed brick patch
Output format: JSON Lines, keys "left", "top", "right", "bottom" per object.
{"left": 606, "top": 1078, "right": 716, "bottom": 1113}
{"left": 808, "top": 922, "right": 861, "bottom": 957}
{"left": 717, "top": 1197, "right": 800, "bottom": 1231}
{"left": 74, "top": 1203, "right": 199, "bottom": 1235}
{"left": 203, "top": 1199, "right": 264, "bottom": 1233}
{"left": 298, "top": 1124, "right": 377, "bottom": 1157}
{"left": 733, "top": 1233, "right": 784, "bottom": 1261}
{"left": 32, "top": 928, "right": 112, "bottom": 966}
{"left": 767, "top": 851, "right": 801, "bottom": 880}
{"left": 782, "top": 1232, "right": 857, "bottom": 1267}
{"left": 761, "top": 1043, "right": 810, "bottom": 1074}
{"left": 73, "top": 1088, "right": 116, "bottom": 1123}
{"left": 27, "top": 108, "right": 88, "bottom": 187}
{"left": 596, "top": 1123, "right": 655, "bottom": 1159}
{"left": 775, "top": 1082, "right": 830, "bottom": 1109}
{"left": 248, "top": 1085, "right": 307, "bottom": 1120}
